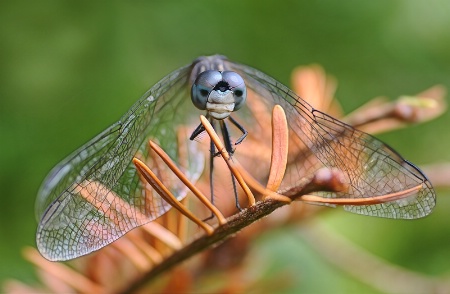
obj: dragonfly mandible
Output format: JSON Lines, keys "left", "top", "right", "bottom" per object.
{"left": 36, "top": 55, "right": 436, "bottom": 261}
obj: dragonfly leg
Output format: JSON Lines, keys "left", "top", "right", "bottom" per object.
{"left": 189, "top": 122, "right": 206, "bottom": 140}
{"left": 190, "top": 118, "right": 218, "bottom": 221}
{"left": 220, "top": 120, "right": 243, "bottom": 211}
{"left": 202, "top": 137, "right": 216, "bottom": 221}
{"left": 228, "top": 116, "right": 248, "bottom": 145}
{"left": 190, "top": 118, "right": 223, "bottom": 156}
{"left": 230, "top": 171, "right": 242, "bottom": 211}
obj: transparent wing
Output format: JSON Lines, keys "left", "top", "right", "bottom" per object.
{"left": 36, "top": 55, "right": 436, "bottom": 261}
{"left": 35, "top": 64, "right": 204, "bottom": 261}
{"left": 228, "top": 61, "right": 435, "bottom": 219}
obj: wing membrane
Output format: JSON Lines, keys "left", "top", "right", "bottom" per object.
{"left": 36, "top": 64, "right": 201, "bottom": 261}
{"left": 229, "top": 60, "right": 435, "bottom": 219}
{"left": 36, "top": 55, "right": 436, "bottom": 261}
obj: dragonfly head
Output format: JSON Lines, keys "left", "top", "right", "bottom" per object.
{"left": 191, "top": 70, "right": 247, "bottom": 120}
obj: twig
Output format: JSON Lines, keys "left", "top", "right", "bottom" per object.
{"left": 120, "top": 165, "right": 347, "bottom": 293}
{"left": 120, "top": 198, "right": 286, "bottom": 294}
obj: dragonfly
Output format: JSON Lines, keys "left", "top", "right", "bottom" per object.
{"left": 36, "top": 55, "right": 436, "bottom": 261}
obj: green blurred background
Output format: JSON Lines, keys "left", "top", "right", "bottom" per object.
{"left": 1, "top": 0, "right": 449, "bottom": 292}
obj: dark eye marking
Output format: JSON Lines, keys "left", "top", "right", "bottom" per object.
{"left": 213, "top": 81, "right": 230, "bottom": 92}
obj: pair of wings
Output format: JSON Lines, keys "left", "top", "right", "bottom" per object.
{"left": 35, "top": 55, "right": 435, "bottom": 261}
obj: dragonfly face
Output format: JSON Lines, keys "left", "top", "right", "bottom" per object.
{"left": 191, "top": 70, "right": 247, "bottom": 120}
{"left": 35, "top": 55, "right": 436, "bottom": 261}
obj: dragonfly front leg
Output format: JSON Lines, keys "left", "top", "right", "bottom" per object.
{"left": 228, "top": 116, "right": 248, "bottom": 145}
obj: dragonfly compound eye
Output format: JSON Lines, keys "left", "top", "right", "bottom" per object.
{"left": 191, "top": 70, "right": 222, "bottom": 110}
{"left": 222, "top": 71, "right": 247, "bottom": 111}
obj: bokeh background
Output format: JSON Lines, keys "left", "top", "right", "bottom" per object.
{"left": 1, "top": 1, "right": 449, "bottom": 293}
